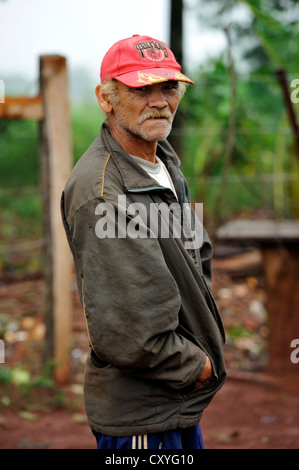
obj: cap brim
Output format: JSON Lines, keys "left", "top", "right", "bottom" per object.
{"left": 114, "top": 68, "right": 194, "bottom": 87}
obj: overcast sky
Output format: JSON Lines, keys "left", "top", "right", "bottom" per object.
{"left": 0, "top": 0, "right": 228, "bottom": 88}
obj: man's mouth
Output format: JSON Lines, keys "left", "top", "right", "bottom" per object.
{"left": 139, "top": 111, "right": 172, "bottom": 124}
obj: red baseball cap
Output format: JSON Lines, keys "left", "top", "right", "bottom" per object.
{"left": 100, "top": 34, "right": 194, "bottom": 87}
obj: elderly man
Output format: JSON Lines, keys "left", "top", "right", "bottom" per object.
{"left": 61, "top": 35, "right": 226, "bottom": 450}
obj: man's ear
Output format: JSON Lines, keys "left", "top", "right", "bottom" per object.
{"left": 95, "top": 84, "right": 113, "bottom": 113}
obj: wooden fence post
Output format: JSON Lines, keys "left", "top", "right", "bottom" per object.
{"left": 39, "top": 55, "right": 73, "bottom": 384}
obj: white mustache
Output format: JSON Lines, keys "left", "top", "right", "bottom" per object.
{"left": 139, "top": 111, "right": 173, "bottom": 124}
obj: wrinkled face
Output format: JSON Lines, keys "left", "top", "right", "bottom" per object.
{"left": 110, "top": 81, "right": 181, "bottom": 142}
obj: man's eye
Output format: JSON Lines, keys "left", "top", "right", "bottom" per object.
{"left": 164, "top": 83, "right": 179, "bottom": 91}
{"left": 131, "top": 86, "right": 148, "bottom": 92}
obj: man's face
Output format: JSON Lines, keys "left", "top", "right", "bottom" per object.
{"left": 110, "top": 81, "right": 181, "bottom": 142}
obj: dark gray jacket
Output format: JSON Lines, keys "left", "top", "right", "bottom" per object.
{"left": 61, "top": 122, "right": 226, "bottom": 436}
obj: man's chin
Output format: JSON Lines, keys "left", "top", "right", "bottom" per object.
{"left": 140, "top": 131, "right": 171, "bottom": 142}
{"left": 140, "top": 121, "right": 172, "bottom": 141}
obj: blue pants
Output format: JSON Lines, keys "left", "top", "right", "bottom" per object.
{"left": 93, "top": 424, "right": 204, "bottom": 449}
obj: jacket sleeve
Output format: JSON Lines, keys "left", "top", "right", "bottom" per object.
{"left": 65, "top": 196, "right": 207, "bottom": 390}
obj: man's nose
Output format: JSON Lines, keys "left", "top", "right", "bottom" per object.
{"left": 147, "top": 88, "right": 168, "bottom": 108}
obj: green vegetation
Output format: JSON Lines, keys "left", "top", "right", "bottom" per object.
{"left": 0, "top": 104, "right": 102, "bottom": 276}
{"left": 71, "top": 103, "right": 103, "bottom": 163}
{"left": 0, "top": 363, "right": 66, "bottom": 410}
{"left": 180, "top": 62, "right": 296, "bottom": 222}
{"left": 179, "top": 0, "right": 299, "bottom": 222}
{"left": 0, "top": 120, "right": 39, "bottom": 187}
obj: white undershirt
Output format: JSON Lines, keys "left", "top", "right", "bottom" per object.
{"left": 130, "top": 155, "right": 178, "bottom": 199}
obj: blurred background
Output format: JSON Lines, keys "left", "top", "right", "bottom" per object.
{"left": 0, "top": 0, "right": 299, "bottom": 450}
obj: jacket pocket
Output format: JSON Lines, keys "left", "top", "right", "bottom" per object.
{"left": 185, "top": 375, "right": 219, "bottom": 400}
{"left": 90, "top": 348, "right": 109, "bottom": 369}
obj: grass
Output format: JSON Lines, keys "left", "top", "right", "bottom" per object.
{"left": 0, "top": 187, "right": 43, "bottom": 277}
{"left": 71, "top": 102, "right": 103, "bottom": 163}
{"left": 0, "top": 120, "right": 40, "bottom": 188}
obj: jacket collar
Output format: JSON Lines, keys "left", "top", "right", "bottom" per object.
{"left": 100, "top": 122, "right": 182, "bottom": 194}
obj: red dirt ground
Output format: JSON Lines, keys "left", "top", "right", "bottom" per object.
{"left": 1, "top": 375, "right": 299, "bottom": 449}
